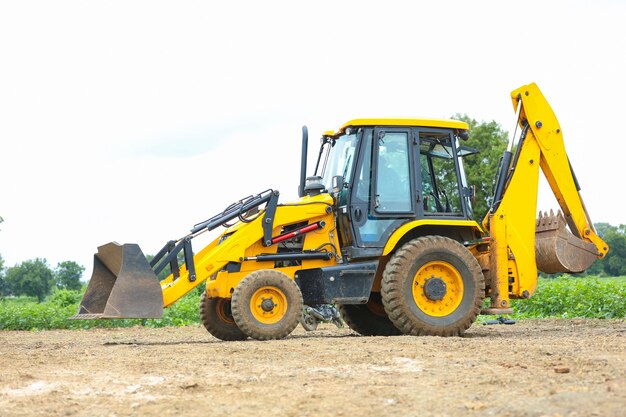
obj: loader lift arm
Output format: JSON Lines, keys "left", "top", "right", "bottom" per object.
{"left": 484, "top": 83, "right": 608, "bottom": 311}
{"left": 73, "top": 190, "right": 281, "bottom": 319}
{"left": 150, "top": 190, "right": 279, "bottom": 282}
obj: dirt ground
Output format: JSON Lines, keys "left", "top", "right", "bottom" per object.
{"left": 0, "top": 319, "right": 624, "bottom": 417}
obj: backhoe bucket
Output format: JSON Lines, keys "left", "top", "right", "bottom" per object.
{"left": 72, "top": 242, "right": 164, "bottom": 319}
{"left": 535, "top": 211, "right": 598, "bottom": 274}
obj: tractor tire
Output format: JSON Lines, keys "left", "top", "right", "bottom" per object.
{"left": 231, "top": 270, "right": 303, "bottom": 341}
{"left": 199, "top": 291, "right": 247, "bottom": 341}
{"left": 339, "top": 293, "right": 401, "bottom": 336}
{"left": 381, "top": 236, "right": 484, "bottom": 337}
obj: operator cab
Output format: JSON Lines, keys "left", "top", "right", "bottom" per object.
{"left": 312, "top": 119, "right": 477, "bottom": 259}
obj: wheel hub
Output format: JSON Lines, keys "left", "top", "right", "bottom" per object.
{"left": 249, "top": 286, "right": 289, "bottom": 324}
{"left": 411, "top": 260, "right": 465, "bottom": 317}
{"left": 423, "top": 276, "right": 447, "bottom": 301}
{"left": 261, "top": 297, "right": 275, "bottom": 312}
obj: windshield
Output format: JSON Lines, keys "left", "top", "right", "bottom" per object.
{"left": 319, "top": 133, "right": 358, "bottom": 191}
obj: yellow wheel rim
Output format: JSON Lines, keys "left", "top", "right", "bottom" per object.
{"left": 411, "top": 261, "right": 464, "bottom": 317}
{"left": 249, "top": 286, "right": 288, "bottom": 324}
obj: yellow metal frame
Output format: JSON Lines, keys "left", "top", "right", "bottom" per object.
{"left": 485, "top": 83, "right": 608, "bottom": 308}
{"left": 159, "top": 193, "right": 339, "bottom": 307}
{"left": 326, "top": 118, "right": 469, "bottom": 137}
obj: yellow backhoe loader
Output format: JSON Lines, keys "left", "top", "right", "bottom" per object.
{"left": 73, "top": 83, "right": 608, "bottom": 340}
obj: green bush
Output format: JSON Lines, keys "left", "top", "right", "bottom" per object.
{"left": 0, "top": 289, "right": 203, "bottom": 331}
{"left": 143, "top": 291, "right": 201, "bottom": 328}
{"left": 47, "top": 289, "right": 83, "bottom": 307}
{"left": 0, "top": 277, "right": 623, "bottom": 331}
{"left": 511, "top": 276, "right": 626, "bottom": 319}
{"left": 0, "top": 299, "right": 77, "bottom": 330}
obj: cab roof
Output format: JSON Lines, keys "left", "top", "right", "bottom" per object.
{"left": 324, "top": 118, "right": 469, "bottom": 137}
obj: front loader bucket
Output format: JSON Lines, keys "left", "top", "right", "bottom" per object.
{"left": 72, "top": 242, "right": 164, "bottom": 319}
{"left": 535, "top": 211, "right": 598, "bottom": 274}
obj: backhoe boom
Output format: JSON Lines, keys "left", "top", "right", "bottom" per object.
{"left": 485, "top": 83, "right": 608, "bottom": 310}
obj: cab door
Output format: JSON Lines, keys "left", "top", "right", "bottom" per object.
{"left": 348, "top": 128, "right": 416, "bottom": 252}
{"left": 370, "top": 128, "right": 415, "bottom": 216}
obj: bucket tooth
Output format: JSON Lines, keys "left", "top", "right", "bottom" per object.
{"left": 536, "top": 210, "right": 559, "bottom": 230}
{"left": 535, "top": 210, "right": 598, "bottom": 274}
{"left": 71, "top": 242, "right": 164, "bottom": 319}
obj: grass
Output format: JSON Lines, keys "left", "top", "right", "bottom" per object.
{"left": 0, "top": 276, "right": 624, "bottom": 331}
{"left": 510, "top": 275, "right": 626, "bottom": 319}
{"left": 0, "top": 289, "right": 203, "bottom": 331}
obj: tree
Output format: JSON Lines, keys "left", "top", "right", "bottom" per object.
{"left": 601, "top": 225, "right": 626, "bottom": 276}
{"left": 452, "top": 114, "right": 508, "bottom": 222}
{"left": 574, "top": 223, "right": 625, "bottom": 277}
{"left": 0, "top": 254, "right": 8, "bottom": 297}
{"left": 5, "top": 258, "right": 54, "bottom": 302}
{"left": 0, "top": 217, "right": 6, "bottom": 296}
{"left": 582, "top": 223, "right": 611, "bottom": 276}
{"left": 53, "top": 261, "right": 85, "bottom": 291}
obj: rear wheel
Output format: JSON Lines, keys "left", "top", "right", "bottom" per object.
{"left": 339, "top": 293, "right": 401, "bottom": 336}
{"left": 199, "top": 291, "right": 247, "bottom": 341}
{"left": 381, "top": 236, "right": 484, "bottom": 336}
{"left": 231, "top": 270, "right": 303, "bottom": 340}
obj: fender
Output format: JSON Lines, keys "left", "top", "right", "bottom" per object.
{"left": 383, "top": 219, "right": 483, "bottom": 256}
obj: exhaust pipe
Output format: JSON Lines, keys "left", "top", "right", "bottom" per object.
{"left": 298, "top": 125, "right": 308, "bottom": 197}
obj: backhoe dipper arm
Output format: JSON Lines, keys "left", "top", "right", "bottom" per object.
{"left": 511, "top": 84, "right": 607, "bottom": 256}
{"left": 485, "top": 83, "right": 608, "bottom": 310}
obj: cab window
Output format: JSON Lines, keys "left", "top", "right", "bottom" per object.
{"left": 374, "top": 131, "right": 412, "bottom": 213}
{"left": 419, "top": 132, "right": 462, "bottom": 215}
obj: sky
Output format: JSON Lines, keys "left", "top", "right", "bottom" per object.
{"left": 1, "top": 0, "right": 625, "bottom": 277}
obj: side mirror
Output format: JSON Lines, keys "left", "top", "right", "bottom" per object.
{"left": 331, "top": 175, "right": 345, "bottom": 196}
{"left": 469, "top": 185, "right": 477, "bottom": 206}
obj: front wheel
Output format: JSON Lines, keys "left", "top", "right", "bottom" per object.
{"left": 381, "top": 236, "right": 485, "bottom": 336}
{"left": 231, "top": 270, "right": 303, "bottom": 341}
